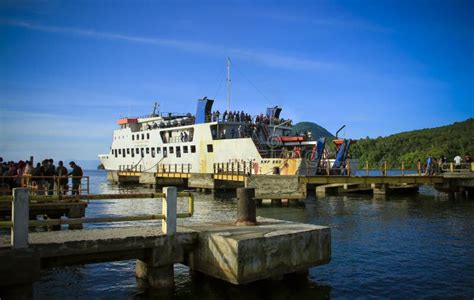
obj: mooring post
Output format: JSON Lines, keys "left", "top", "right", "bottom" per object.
{"left": 236, "top": 187, "right": 256, "bottom": 226}
{"left": 12, "top": 188, "right": 29, "bottom": 249}
{"left": 162, "top": 186, "right": 177, "bottom": 235}
{"left": 136, "top": 186, "right": 179, "bottom": 290}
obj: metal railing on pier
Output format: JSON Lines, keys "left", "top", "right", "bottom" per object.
{"left": 0, "top": 189, "right": 194, "bottom": 234}
{"left": 0, "top": 175, "right": 90, "bottom": 196}
{"left": 355, "top": 161, "right": 473, "bottom": 176}
{"left": 318, "top": 161, "right": 474, "bottom": 177}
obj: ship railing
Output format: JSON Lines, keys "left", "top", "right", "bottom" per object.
{"left": 213, "top": 161, "right": 254, "bottom": 176}
{"left": 118, "top": 165, "right": 143, "bottom": 172}
{"left": 0, "top": 175, "right": 90, "bottom": 196}
{"left": 158, "top": 163, "right": 192, "bottom": 174}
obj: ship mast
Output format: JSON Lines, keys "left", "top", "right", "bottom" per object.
{"left": 227, "top": 57, "right": 231, "bottom": 112}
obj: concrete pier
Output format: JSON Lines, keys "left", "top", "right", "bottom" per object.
{"left": 0, "top": 186, "right": 331, "bottom": 295}
{"left": 110, "top": 169, "right": 474, "bottom": 200}
{"left": 245, "top": 175, "right": 306, "bottom": 200}
{"left": 185, "top": 218, "right": 330, "bottom": 284}
{"left": 0, "top": 219, "right": 331, "bottom": 292}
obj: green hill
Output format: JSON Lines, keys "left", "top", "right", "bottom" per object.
{"left": 350, "top": 118, "right": 474, "bottom": 164}
{"left": 292, "top": 121, "right": 335, "bottom": 139}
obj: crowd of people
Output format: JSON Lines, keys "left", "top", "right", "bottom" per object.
{"left": 424, "top": 153, "right": 471, "bottom": 175}
{"left": 0, "top": 157, "right": 83, "bottom": 195}
{"left": 211, "top": 110, "right": 292, "bottom": 126}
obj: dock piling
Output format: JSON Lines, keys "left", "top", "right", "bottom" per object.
{"left": 12, "top": 188, "right": 29, "bottom": 249}
{"left": 162, "top": 186, "right": 177, "bottom": 235}
{"left": 236, "top": 187, "right": 256, "bottom": 225}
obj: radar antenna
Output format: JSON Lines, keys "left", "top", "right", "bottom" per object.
{"left": 152, "top": 102, "right": 159, "bottom": 116}
{"left": 227, "top": 57, "right": 231, "bottom": 111}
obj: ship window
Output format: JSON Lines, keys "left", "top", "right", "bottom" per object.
{"left": 163, "top": 147, "right": 168, "bottom": 157}
{"left": 136, "top": 148, "right": 139, "bottom": 154}
{"left": 141, "top": 148, "right": 144, "bottom": 158}
{"left": 147, "top": 133, "right": 150, "bottom": 139}
{"left": 191, "top": 145, "right": 196, "bottom": 153}
{"left": 157, "top": 147, "right": 161, "bottom": 154}
{"left": 131, "top": 150, "right": 135, "bottom": 158}
{"left": 146, "top": 147, "right": 150, "bottom": 154}
{"left": 183, "top": 146, "right": 188, "bottom": 153}
{"left": 118, "top": 149, "right": 122, "bottom": 155}
{"left": 142, "top": 134, "right": 145, "bottom": 140}
{"left": 114, "top": 149, "right": 117, "bottom": 158}
{"left": 169, "top": 147, "right": 174, "bottom": 154}
{"left": 151, "top": 148, "right": 155, "bottom": 157}
{"left": 136, "top": 134, "right": 139, "bottom": 140}
{"left": 176, "top": 146, "right": 181, "bottom": 158}
{"left": 207, "top": 144, "right": 213, "bottom": 153}
{"left": 122, "top": 149, "right": 126, "bottom": 158}
{"left": 127, "top": 149, "right": 130, "bottom": 154}
{"left": 132, "top": 135, "right": 134, "bottom": 141}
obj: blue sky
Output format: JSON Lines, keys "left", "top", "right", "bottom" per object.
{"left": 1, "top": 0, "right": 473, "bottom": 163}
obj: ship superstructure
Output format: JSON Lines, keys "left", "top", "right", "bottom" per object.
{"left": 99, "top": 97, "right": 328, "bottom": 176}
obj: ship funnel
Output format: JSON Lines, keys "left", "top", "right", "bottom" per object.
{"left": 196, "top": 97, "right": 214, "bottom": 124}
{"left": 266, "top": 106, "right": 282, "bottom": 120}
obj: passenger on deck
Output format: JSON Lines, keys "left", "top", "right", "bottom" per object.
{"left": 222, "top": 110, "right": 228, "bottom": 122}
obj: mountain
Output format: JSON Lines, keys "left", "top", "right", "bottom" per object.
{"left": 350, "top": 118, "right": 474, "bottom": 164}
{"left": 292, "top": 122, "right": 335, "bottom": 139}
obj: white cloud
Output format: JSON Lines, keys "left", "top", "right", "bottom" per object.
{"left": 1, "top": 19, "right": 336, "bottom": 72}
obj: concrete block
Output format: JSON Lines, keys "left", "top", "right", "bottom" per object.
{"left": 188, "top": 217, "right": 330, "bottom": 285}
{"left": 139, "top": 173, "right": 156, "bottom": 184}
{"left": 136, "top": 260, "right": 174, "bottom": 289}
{"left": 188, "top": 174, "right": 215, "bottom": 189}
{"left": 245, "top": 176, "right": 306, "bottom": 199}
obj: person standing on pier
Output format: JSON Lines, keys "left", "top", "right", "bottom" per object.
{"left": 68, "top": 161, "right": 83, "bottom": 195}
{"left": 425, "top": 155, "right": 433, "bottom": 175}
{"left": 454, "top": 155, "right": 462, "bottom": 169}
{"left": 45, "top": 159, "right": 56, "bottom": 195}
{"left": 56, "top": 161, "right": 69, "bottom": 195}
{"left": 464, "top": 153, "right": 471, "bottom": 164}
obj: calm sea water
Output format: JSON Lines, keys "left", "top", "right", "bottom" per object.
{"left": 32, "top": 170, "right": 474, "bottom": 299}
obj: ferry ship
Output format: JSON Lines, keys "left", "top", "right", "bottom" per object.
{"left": 98, "top": 97, "right": 352, "bottom": 177}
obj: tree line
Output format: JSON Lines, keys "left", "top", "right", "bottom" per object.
{"left": 350, "top": 118, "right": 474, "bottom": 164}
